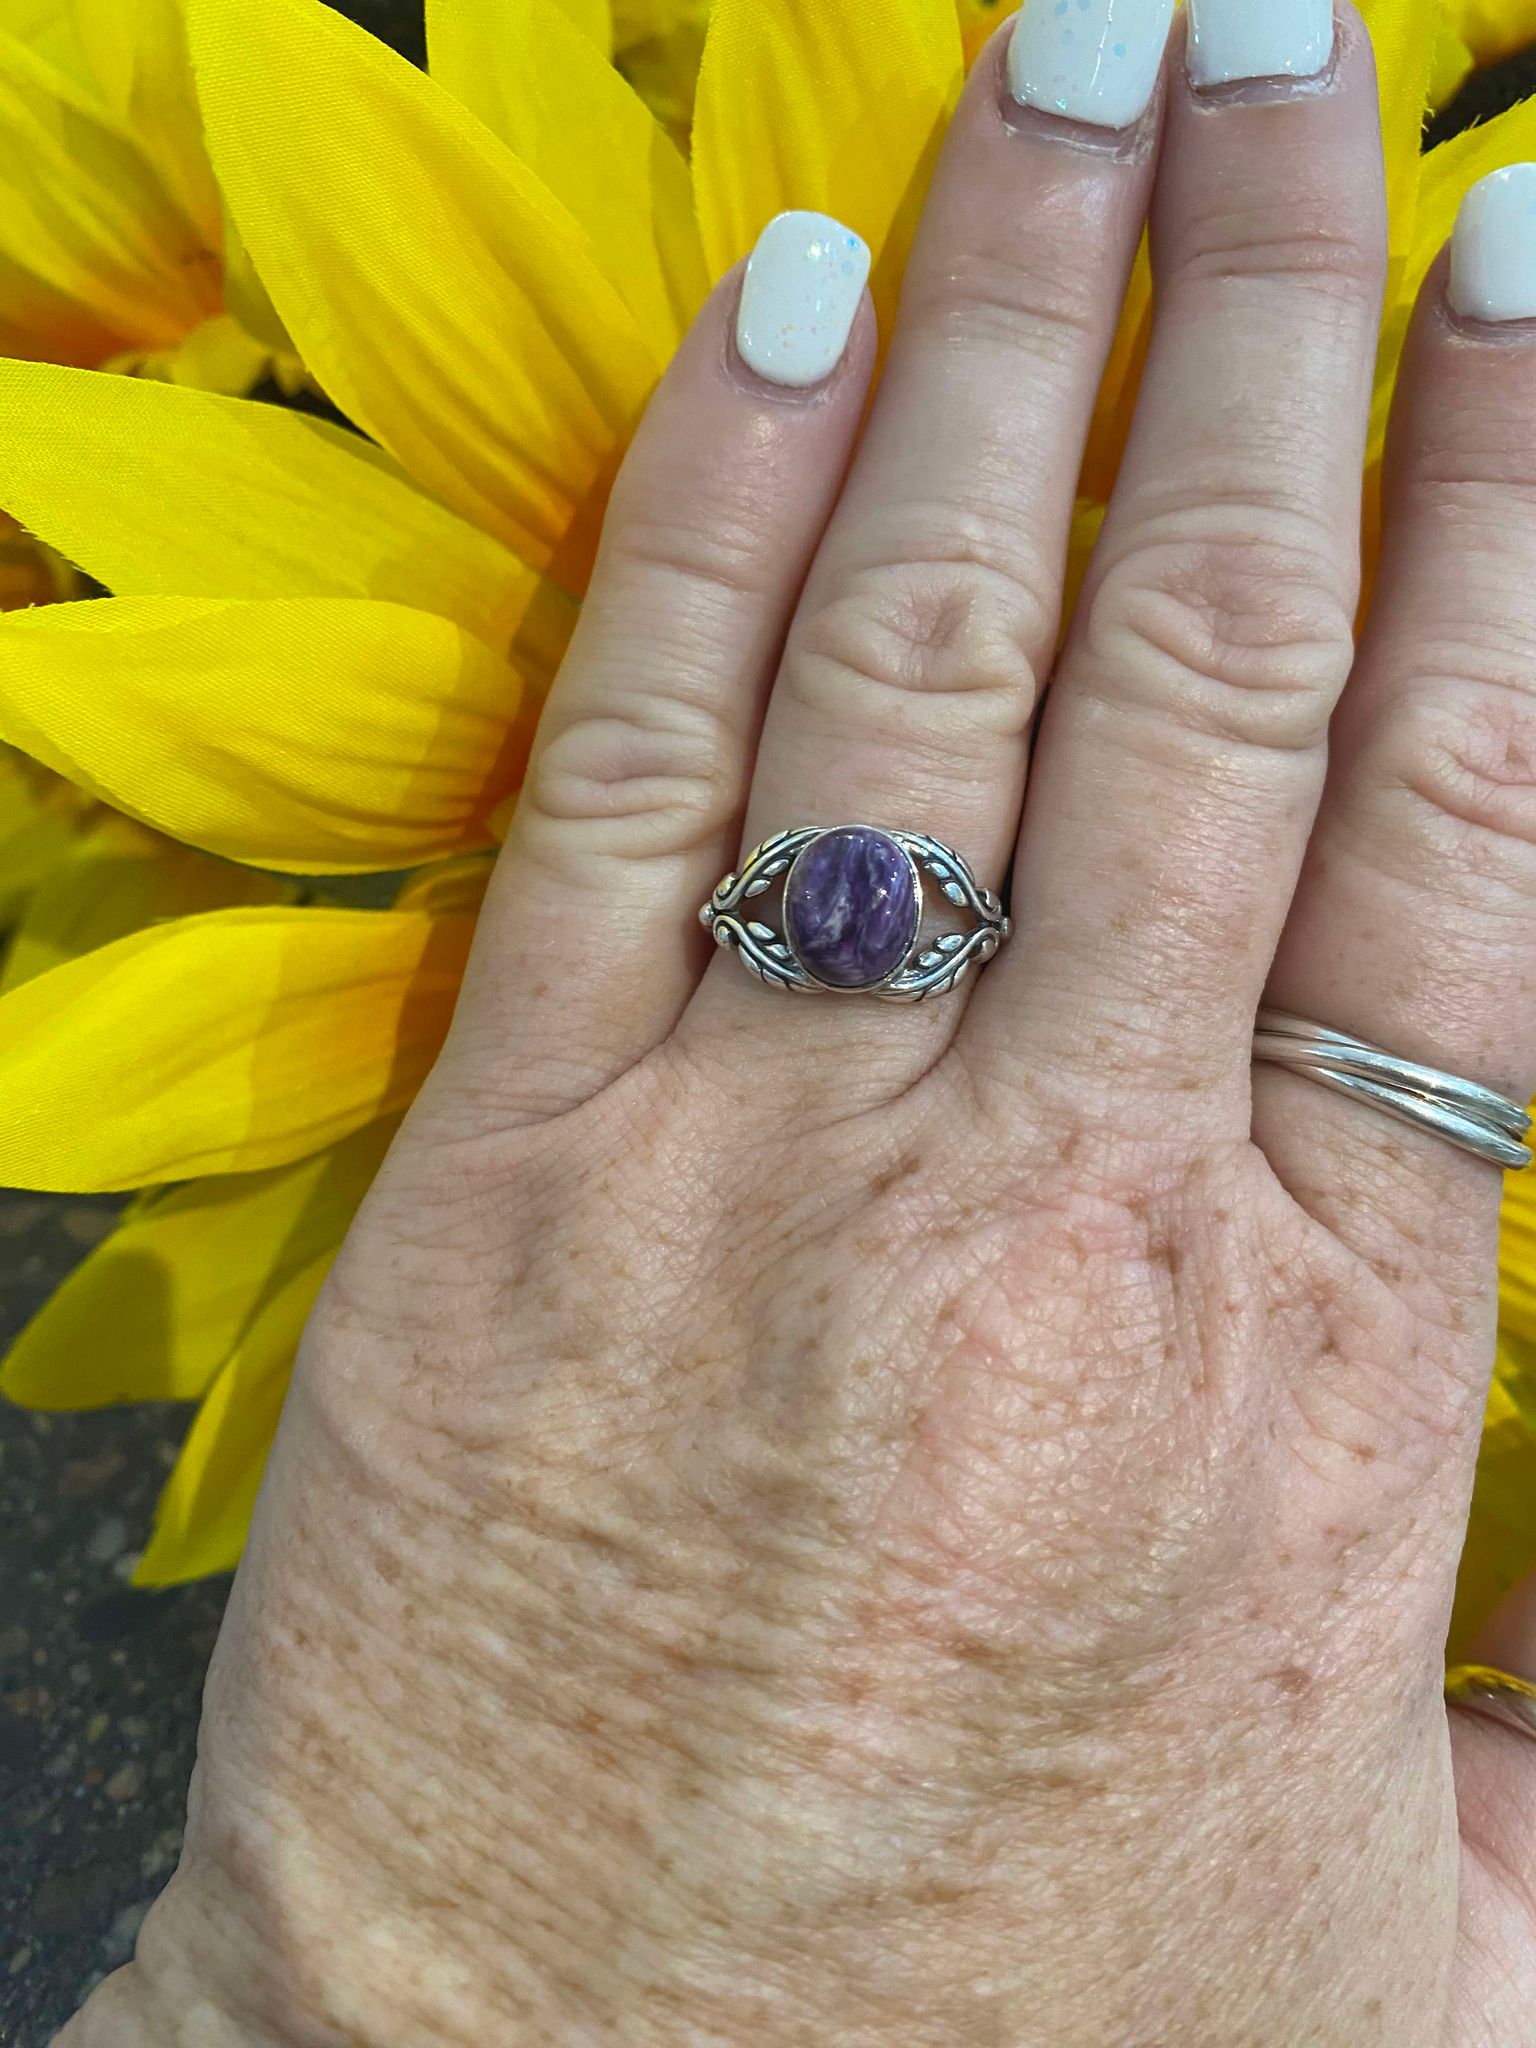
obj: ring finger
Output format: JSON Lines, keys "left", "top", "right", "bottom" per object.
{"left": 1261, "top": 172, "right": 1536, "bottom": 1277}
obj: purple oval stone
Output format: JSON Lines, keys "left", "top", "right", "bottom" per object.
{"left": 785, "top": 827, "right": 919, "bottom": 991}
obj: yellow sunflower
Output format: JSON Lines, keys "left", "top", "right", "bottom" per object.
{"left": 0, "top": 0, "right": 319, "bottom": 953}
{"left": 0, "top": 0, "right": 298, "bottom": 388}
{"left": 1, "top": 0, "right": 1534, "bottom": 1615}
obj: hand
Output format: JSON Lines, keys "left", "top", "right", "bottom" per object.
{"left": 66, "top": 6, "right": 1536, "bottom": 2042}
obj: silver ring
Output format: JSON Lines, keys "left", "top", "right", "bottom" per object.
{"left": 701, "top": 826, "right": 1008, "bottom": 1001}
{"left": 1253, "top": 1009, "right": 1532, "bottom": 1172}
{"left": 1446, "top": 1664, "right": 1536, "bottom": 1741}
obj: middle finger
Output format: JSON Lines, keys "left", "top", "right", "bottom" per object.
{"left": 686, "top": 0, "right": 1171, "bottom": 1073}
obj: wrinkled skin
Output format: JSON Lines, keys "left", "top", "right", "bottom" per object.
{"left": 68, "top": 11, "right": 1536, "bottom": 2045}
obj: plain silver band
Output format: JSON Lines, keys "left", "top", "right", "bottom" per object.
{"left": 1446, "top": 1665, "right": 1536, "bottom": 1740}
{"left": 1253, "top": 1010, "right": 1532, "bottom": 1172}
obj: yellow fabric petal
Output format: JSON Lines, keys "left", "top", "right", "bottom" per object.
{"left": 1371, "top": 97, "right": 1536, "bottom": 472}
{"left": 1452, "top": 1371, "right": 1536, "bottom": 1657}
{"left": 1360, "top": 0, "right": 1436, "bottom": 308}
{"left": 0, "top": 904, "right": 471, "bottom": 1190}
{"left": 956, "top": 0, "right": 1014, "bottom": 69}
{"left": 1431, "top": 17, "right": 1476, "bottom": 111}
{"left": 0, "top": 810, "right": 294, "bottom": 993}
{"left": 187, "top": 0, "right": 662, "bottom": 581}
{"left": 1063, "top": 497, "right": 1106, "bottom": 630}
{"left": 393, "top": 852, "right": 495, "bottom": 918}
{"left": 0, "top": 513, "right": 81, "bottom": 611}
{"left": 1452, "top": 0, "right": 1536, "bottom": 66}
{"left": 67, "top": 0, "right": 222, "bottom": 246}
{"left": 2, "top": 1118, "right": 391, "bottom": 1410}
{"left": 1499, "top": 1157, "right": 1536, "bottom": 1343}
{"left": 0, "top": 744, "right": 95, "bottom": 925}
{"left": 0, "top": 362, "right": 565, "bottom": 651}
{"left": 0, "top": 25, "right": 218, "bottom": 353}
{"left": 426, "top": 0, "right": 707, "bottom": 357}
{"left": 0, "top": 244, "right": 131, "bottom": 366}
{"left": 555, "top": 0, "right": 613, "bottom": 49}
{"left": 691, "top": 0, "right": 963, "bottom": 334}
{"left": 112, "top": 310, "right": 272, "bottom": 395}
{"left": 612, "top": 0, "right": 699, "bottom": 42}
{"left": 616, "top": 16, "right": 707, "bottom": 150}
{"left": 0, "top": 594, "right": 539, "bottom": 873}
{"left": 133, "top": 1253, "right": 328, "bottom": 1583}
{"left": 219, "top": 207, "right": 301, "bottom": 368}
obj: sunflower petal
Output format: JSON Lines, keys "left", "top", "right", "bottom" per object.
{"left": 0, "top": 811, "right": 294, "bottom": 993}
{"left": 186, "top": 0, "right": 661, "bottom": 578}
{"left": 2, "top": 1119, "right": 391, "bottom": 1410}
{"left": 1451, "top": 0, "right": 1536, "bottom": 68}
{"left": 426, "top": 0, "right": 706, "bottom": 354}
{"left": 1431, "top": 17, "right": 1476, "bottom": 111}
{"left": 133, "top": 1254, "right": 328, "bottom": 1583}
{"left": 691, "top": 0, "right": 962, "bottom": 330}
{"left": 1371, "top": 96, "right": 1536, "bottom": 469}
{"left": 1452, "top": 1373, "right": 1536, "bottom": 1656}
{"left": 0, "top": 744, "right": 95, "bottom": 925}
{"left": 115, "top": 310, "right": 272, "bottom": 395}
{"left": 393, "top": 852, "right": 495, "bottom": 918}
{"left": 68, "top": 0, "right": 222, "bottom": 246}
{"left": 0, "top": 904, "right": 472, "bottom": 1190}
{"left": 1360, "top": 0, "right": 1437, "bottom": 302}
{"left": 0, "top": 361, "right": 563, "bottom": 652}
{"left": 0, "top": 593, "right": 544, "bottom": 872}
{"left": 1499, "top": 1149, "right": 1536, "bottom": 1344}
{"left": 0, "top": 24, "right": 217, "bottom": 353}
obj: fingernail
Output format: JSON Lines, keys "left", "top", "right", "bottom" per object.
{"left": 1007, "top": 0, "right": 1173, "bottom": 132}
{"left": 1187, "top": 0, "right": 1334, "bottom": 90}
{"left": 735, "top": 211, "right": 871, "bottom": 389}
{"left": 1450, "top": 164, "right": 1536, "bottom": 325}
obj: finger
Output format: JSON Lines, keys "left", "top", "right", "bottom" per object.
{"left": 974, "top": 5, "right": 1388, "bottom": 1123}
{"left": 685, "top": 1, "right": 1170, "bottom": 1069}
{"left": 438, "top": 229, "right": 875, "bottom": 1118}
{"left": 1260, "top": 170, "right": 1536, "bottom": 1273}
{"left": 1448, "top": 1569, "right": 1536, "bottom": 2041}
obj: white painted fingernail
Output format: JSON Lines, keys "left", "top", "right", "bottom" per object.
{"left": 735, "top": 211, "right": 871, "bottom": 389}
{"left": 1187, "top": 0, "right": 1334, "bottom": 90}
{"left": 1450, "top": 164, "right": 1536, "bottom": 324}
{"left": 1007, "top": 0, "right": 1173, "bottom": 131}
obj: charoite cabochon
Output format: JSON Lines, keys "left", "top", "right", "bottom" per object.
{"left": 784, "top": 826, "right": 921, "bottom": 990}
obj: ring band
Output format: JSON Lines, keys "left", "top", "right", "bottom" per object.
{"left": 1253, "top": 1010, "right": 1532, "bottom": 1172}
{"left": 1446, "top": 1664, "right": 1536, "bottom": 1740}
{"left": 702, "top": 825, "right": 1008, "bottom": 1001}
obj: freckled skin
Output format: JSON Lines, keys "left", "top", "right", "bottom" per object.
{"left": 66, "top": 1037, "right": 1499, "bottom": 2048}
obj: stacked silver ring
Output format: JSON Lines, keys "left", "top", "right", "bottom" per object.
{"left": 1253, "top": 1009, "right": 1532, "bottom": 1172}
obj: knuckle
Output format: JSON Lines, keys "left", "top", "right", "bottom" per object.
{"left": 525, "top": 693, "right": 737, "bottom": 862}
{"left": 903, "top": 243, "right": 1103, "bottom": 364}
{"left": 788, "top": 542, "right": 1052, "bottom": 741}
{"left": 602, "top": 508, "right": 782, "bottom": 609}
{"left": 1373, "top": 671, "right": 1536, "bottom": 893}
{"left": 1171, "top": 189, "right": 1385, "bottom": 302}
{"left": 1086, "top": 529, "right": 1356, "bottom": 754}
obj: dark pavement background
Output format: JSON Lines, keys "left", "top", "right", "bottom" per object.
{"left": 3, "top": 9, "right": 1535, "bottom": 2044}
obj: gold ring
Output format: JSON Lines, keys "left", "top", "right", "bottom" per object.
{"left": 1445, "top": 1663, "right": 1536, "bottom": 1739}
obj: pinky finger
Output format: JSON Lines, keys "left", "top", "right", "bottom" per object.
{"left": 441, "top": 216, "right": 875, "bottom": 1120}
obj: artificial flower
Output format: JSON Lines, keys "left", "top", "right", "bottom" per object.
{"left": 1451, "top": 0, "right": 1536, "bottom": 69}
{"left": 0, "top": 0, "right": 315, "bottom": 955}
{"left": 2, "top": 0, "right": 1535, "bottom": 1603}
